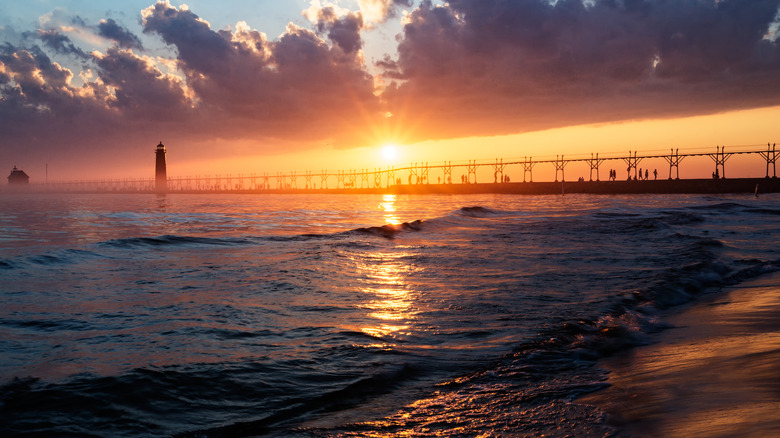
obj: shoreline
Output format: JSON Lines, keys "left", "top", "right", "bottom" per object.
{"left": 3, "top": 177, "right": 780, "bottom": 195}
{"left": 580, "top": 271, "right": 780, "bottom": 437}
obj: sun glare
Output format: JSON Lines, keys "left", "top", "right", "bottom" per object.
{"left": 381, "top": 143, "right": 399, "bottom": 163}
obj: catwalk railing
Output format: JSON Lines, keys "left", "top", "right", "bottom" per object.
{"left": 7, "top": 144, "right": 779, "bottom": 193}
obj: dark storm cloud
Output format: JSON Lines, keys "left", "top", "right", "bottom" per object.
{"left": 141, "top": 1, "right": 379, "bottom": 141}
{"left": 328, "top": 13, "right": 363, "bottom": 54}
{"left": 0, "top": 1, "right": 384, "bottom": 175}
{"left": 311, "top": 6, "right": 364, "bottom": 54}
{"left": 94, "top": 47, "right": 190, "bottom": 119}
{"left": 2, "top": 0, "right": 779, "bottom": 177}
{"left": 98, "top": 18, "right": 144, "bottom": 49}
{"left": 0, "top": 42, "right": 122, "bottom": 161}
{"left": 0, "top": 43, "right": 74, "bottom": 105}
{"left": 381, "top": 0, "right": 780, "bottom": 141}
{"left": 141, "top": 3, "right": 233, "bottom": 77}
{"left": 0, "top": 39, "right": 186, "bottom": 123}
{"left": 0, "top": 33, "right": 195, "bottom": 172}
{"left": 33, "top": 29, "right": 91, "bottom": 58}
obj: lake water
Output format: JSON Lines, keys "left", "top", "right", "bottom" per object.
{"left": 1, "top": 193, "right": 778, "bottom": 436}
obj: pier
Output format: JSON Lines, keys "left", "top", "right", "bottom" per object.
{"left": 4, "top": 144, "right": 779, "bottom": 195}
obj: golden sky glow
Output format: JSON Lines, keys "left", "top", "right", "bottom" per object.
{"left": 160, "top": 105, "right": 780, "bottom": 182}
{"left": 380, "top": 143, "right": 400, "bottom": 164}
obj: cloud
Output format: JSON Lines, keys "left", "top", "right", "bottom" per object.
{"left": 98, "top": 18, "right": 143, "bottom": 49}
{"left": 380, "top": 0, "right": 780, "bottom": 142}
{"left": 93, "top": 47, "right": 191, "bottom": 119}
{"left": 30, "top": 29, "right": 90, "bottom": 59}
{"left": 358, "top": 0, "right": 413, "bottom": 25}
{"left": 0, "top": 43, "right": 121, "bottom": 162}
{"left": 140, "top": 1, "right": 380, "bottom": 142}
{"left": 3, "top": 0, "right": 780, "bottom": 178}
{"left": 308, "top": 5, "right": 365, "bottom": 54}
{"left": 0, "top": 1, "right": 384, "bottom": 177}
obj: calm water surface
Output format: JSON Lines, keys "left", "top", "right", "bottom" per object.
{"left": 1, "top": 193, "right": 779, "bottom": 436}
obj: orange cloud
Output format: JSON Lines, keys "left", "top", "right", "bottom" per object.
{"left": 380, "top": 1, "right": 780, "bottom": 143}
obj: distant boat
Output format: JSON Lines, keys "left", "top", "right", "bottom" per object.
{"left": 7, "top": 166, "right": 30, "bottom": 185}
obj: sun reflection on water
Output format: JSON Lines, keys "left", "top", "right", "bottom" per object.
{"left": 358, "top": 251, "right": 418, "bottom": 339}
{"left": 380, "top": 194, "right": 401, "bottom": 225}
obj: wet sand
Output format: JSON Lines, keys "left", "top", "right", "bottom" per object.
{"left": 581, "top": 272, "right": 780, "bottom": 437}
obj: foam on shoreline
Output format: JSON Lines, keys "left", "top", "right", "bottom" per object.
{"left": 580, "top": 272, "right": 780, "bottom": 437}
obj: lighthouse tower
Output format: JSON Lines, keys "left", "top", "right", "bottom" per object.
{"left": 155, "top": 141, "right": 167, "bottom": 193}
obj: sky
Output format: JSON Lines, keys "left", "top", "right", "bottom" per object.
{"left": 2, "top": 0, "right": 780, "bottom": 181}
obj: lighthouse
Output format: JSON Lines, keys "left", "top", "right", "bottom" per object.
{"left": 155, "top": 141, "right": 167, "bottom": 193}
{"left": 7, "top": 166, "right": 30, "bottom": 185}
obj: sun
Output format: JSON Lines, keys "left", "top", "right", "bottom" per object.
{"left": 381, "top": 143, "right": 399, "bottom": 163}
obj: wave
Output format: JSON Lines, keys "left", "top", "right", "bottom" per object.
{"left": 0, "top": 318, "right": 92, "bottom": 332}
{"left": 687, "top": 201, "right": 780, "bottom": 216}
{"left": 368, "top": 257, "right": 780, "bottom": 438}
{"left": 658, "top": 210, "right": 705, "bottom": 225}
{"left": 6, "top": 222, "right": 426, "bottom": 269}
{"left": 101, "top": 234, "right": 254, "bottom": 248}
{"left": 535, "top": 258, "right": 780, "bottom": 365}
{"left": 0, "top": 357, "right": 423, "bottom": 438}
{"left": 27, "top": 254, "right": 67, "bottom": 265}
{"left": 88, "top": 206, "right": 508, "bottom": 248}
{"left": 744, "top": 205, "right": 780, "bottom": 215}
{"left": 178, "top": 363, "right": 421, "bottom": 438}
{"left": 294, "top": 203, "right": 780, "bottom": 435}
{"left": 456, "top": 206, "right": 501, "bottom": 217}
{"left": 351, "top": 219, "right": 424, "bottom": 239}
{"left": 614, "top": 255, "right": 772, "bottom": 341}
{"left": 99, "top": 222, "right": 428, "bottom": 248}
{"left": 4, "top": 198, "right": 780, "bottom": 437}
{"left": 689, "top": 201, "right": 749, "bottom": 212}
{"left": 345, "top": 205, "right": 521, "bottom": 239}
{"left": 0, "top": 248, "right": 107, "bottom": 271}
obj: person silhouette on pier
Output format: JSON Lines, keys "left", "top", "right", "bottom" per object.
{"left": 645, "top": 169, "right": 648, "bottom": 180}
{"left": 653, "top": 169, "right": 657, "bottom": 180}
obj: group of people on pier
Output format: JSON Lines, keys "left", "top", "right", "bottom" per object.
{"left": 606, "top": 168, "right": 658, "bottom": 181}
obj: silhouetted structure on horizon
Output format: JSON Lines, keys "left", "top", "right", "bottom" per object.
{"left": 7, "top": 166, "right": 30, "bottom": 185}
{"left": 155, "top": 141, "right": 167, "bottom": 193}
{"left": 7, "top": 143, "right": 779, "bottom": 194}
